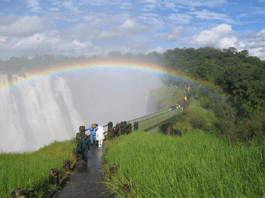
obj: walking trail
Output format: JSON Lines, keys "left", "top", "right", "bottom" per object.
{"left": 56, "top": 140, "right": 114, "bottom": 198}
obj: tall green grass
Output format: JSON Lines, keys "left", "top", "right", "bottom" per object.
{"left": 0, "top": 138, "right": 77, "bottom": 198}
{"left": 104, "top": 130, "right": 265, "bottom": 197}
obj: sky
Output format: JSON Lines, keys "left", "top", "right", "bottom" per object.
{"left": 0, "top": 0, "right": 264, "bottom": 61}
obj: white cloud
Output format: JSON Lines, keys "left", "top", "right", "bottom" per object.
{"left": 238, "top": 29, "right": 265, "bottom": 58}
{"left": 117, "top": 2, "right": 133, "bottom": 9}
{"left": 138, "top": 13, "right": 164, "bottom": 30}
{"left": 79, "top": 0, "right": 131, "bottom": 7}
{"left": 168, "top": 14, "right": 192, "bottom": 24}
{"left": 143, "top": 0, "right": 158, "bottom": 3}
{"left": 98, "top": 19, "right": 149, "bottom": 39}
{"left": 25, "top": 0, "right": 42, "bottom": 12}
{"left": 248, "top": 47, "right": 265, "bottom": 59}
{"left": 183, "top": 24, "right": 265, "bottom": 60}
{"left": 0, "top": 36, "right": 8, "bottom": 42}
{"left": 11, "top": 32, "right": 60, "bottom": 50}
{"left": 216, "top": 37, "right": 237, "bottom": 49}
{"left": 0, "top": 14, "right": 19, "bottom": 25}
{"left": 164, "top": 26, "right": 185, "bottom": 41}
{"left": 64, "top": 18, "right": 149, "bottom": 40}
{"left": 141, "top": 0, "right": 162, "bottom": 11}
{"left": 164, "top": 2, "right": 178, "bottom": 11}
{"left": 62, "top": 0, "right": 80, "bottom": 13}
{"left": 184, "top": 24, "right": 234, "bottom": 46}
{"left": 238, "top": 41, "right": 246, "bottom": 49}
{"left": 57, "top": 39, "right": 93, "bottom": 51}
{"left": 188, "top": 9, "right": 233, "bottom": 23}
{"left": 0, "top": 15, "right": 49, "bottom": 36}
{"left": 121, "top": 19, "right": 136, "bottom": 28}
{"left": 172, "top": 0, "right": 226, "bottom": 8}
{"left": 146, "top": 46, "right": 164, "bottom": 54}
{"left": 49, "top": 7, "right": 59, "bottom": 12}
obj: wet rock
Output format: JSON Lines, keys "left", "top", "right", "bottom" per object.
{"left": 76, "top": 132, "right": 81, "bottom": 144}
{"left": 63, "top": 160, "right": 70, "bottom": 173}
{"left": 123, "top": 184, "right": 132, "bottom": 193}
{"left": 118, "top": 124, "right": 123, "bottom": 136}
{"left": 10, "top": 188, "right": 29, "bottom": 198}
{"left": 70, "top": 157, "right": 78, "bottom": 170}
{"left": 134, "top": 122, "right": 138, "bottom": 130}
{"left": 49, "top": 168, "right": 59, "bottom": 185}
{"left": 109, "top": 164, "right": 118, "bottom": 174}
{"left": 127, "top": 123, "right": 132, "bottom": 134}
{"left": 173, "top": 129, "right": 182, "bottom": 136}
{"left": 79, "top": 126, "right": 85, "bottom": 132}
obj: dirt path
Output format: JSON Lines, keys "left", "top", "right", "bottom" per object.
{"left": 56, "top": 140, "right": 114, "bottom": 198}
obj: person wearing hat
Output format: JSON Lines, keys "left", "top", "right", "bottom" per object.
{"left": 88, "top": 124, "right": 98, "bottom": 145}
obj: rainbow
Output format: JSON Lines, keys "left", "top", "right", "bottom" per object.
{"left": 0, "top": 59, "right": 190, "bottom": 93}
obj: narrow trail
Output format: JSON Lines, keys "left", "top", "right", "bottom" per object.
{"left": 56, "top": 140, "right": 114, "bottom": 198}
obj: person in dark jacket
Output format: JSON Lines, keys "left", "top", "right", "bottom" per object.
{"left": 114, "top": 122, "right": 120, "bottom": 136}
{"left": 76, "top": 134, "right": 90, "bottom": 164}
{"left": 123, "top": 121, "right": 128, "bottom": 135}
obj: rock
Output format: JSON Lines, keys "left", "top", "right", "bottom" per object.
{"left": 10, "top": 188, "right": 29, "bottom": 198}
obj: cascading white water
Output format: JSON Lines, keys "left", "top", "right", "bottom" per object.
{"left": 0, "top": 70, "right": 162, "bottom": 153}
{"left": 0, "top": 73, "right": 83, "bottom": 153}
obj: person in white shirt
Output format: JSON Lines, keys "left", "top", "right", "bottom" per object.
{"left": 96, "top": 126, "right": 105, "bottom": 147}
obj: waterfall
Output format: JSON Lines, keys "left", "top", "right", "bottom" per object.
{"left": 0, "top": 73, "right": 83, "bottom": 153}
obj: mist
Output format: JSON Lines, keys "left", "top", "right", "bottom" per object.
{"left": 0, "top": 58, "right": 164, "bottom": 154}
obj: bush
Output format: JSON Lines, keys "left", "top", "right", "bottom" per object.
{"left": 185, "top": 106, "right": 217, "bottom": 132}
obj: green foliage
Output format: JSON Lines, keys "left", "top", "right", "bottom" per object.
{"left": 185, "top": 106, "right": 217, "bottom": 132}
{"left": 162, "top": 46, "right": 265, "bottom": 112}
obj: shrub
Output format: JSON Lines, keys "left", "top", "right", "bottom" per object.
{"left": 185, "top": 106, "right": 217, "bottom": 132}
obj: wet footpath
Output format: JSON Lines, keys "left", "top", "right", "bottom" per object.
{"left": 56, "top": 140, "right": 114, "bottom": 198}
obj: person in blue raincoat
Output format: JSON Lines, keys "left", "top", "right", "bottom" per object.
{"left": 76, "top": 134, "right": 90, "bottom": 164}
{"left": 88, "top": 124, "right": 98, "bottom": 145}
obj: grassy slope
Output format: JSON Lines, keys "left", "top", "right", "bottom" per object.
{"left": 104, "top": 126, "right": 265, "bottom": 198}
{"left": 0, "top": 138, "right": 77, "bottom": 198}
{"left": 103, "top": 85, "right": 265, "bottom": 197}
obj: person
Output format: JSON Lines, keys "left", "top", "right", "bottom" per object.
{"left": 76, "top": 134, "right": 90, "bottom": 164}
{"left": 123, "top": 121, "right": 128, "bottom": 135}
{"left": 88, "top": 124, "right": 98, "bottom": 145}
{"left": 96, "top": 126, "right": 105, "bottom": 147}
{"left": 114, "top": 122, "right": 120, "bottom": 136}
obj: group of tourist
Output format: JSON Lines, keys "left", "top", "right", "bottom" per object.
{"left": 86, "top": 124, "right": 106, "bottom": 147}
{"left": 114, "top": 121, "right": 128, "bottom": 135}
{"left": 76, "top": 124, "right": 106, "bottom": 164}
{"left": 76, "top": 121, "right": 129, "bottom": 164}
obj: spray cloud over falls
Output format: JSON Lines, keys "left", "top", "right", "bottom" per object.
{"left": 0, "top": 62, "right": 163, "bottom": 153}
